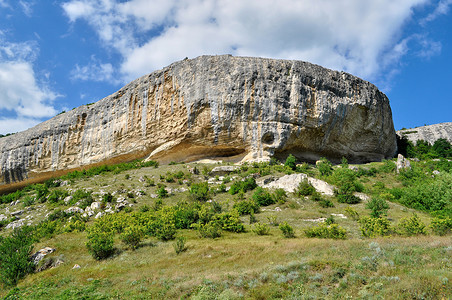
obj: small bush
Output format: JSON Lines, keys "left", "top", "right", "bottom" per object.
{"left": 305, "top": 223, "right": 346, "bottom": 239}
{"left": 344, "top": 206, "right": 360, "bottom": 220}
{"left": 22, "top": 196, "right": 35, "bottom": 207}
{"left": 102, "top": 192, "right": 114, "bottom": 203}
{"left": 397, "top": 213, "right": 427, "bottom": 236}
{"left": 194, "top": 221, "right": 222, "bottom": 239}
{"left": 212, "top": 211, "right": 245, "bottom": 233}
{"left": 120, "top": 225, "right": 144, "bottom": 250}
{"left": 86, "top": 227, "right": 115, "bottom": 260}
{"left": 189, "top": 182, "right": 210, "bottom": 201}
{"left": 366, "top": 197, "right": 389, "bottom": 218}
{"left": 359, "top": 217, "right": 392, "bottom": 238}
{"left": 233, "top": 200, "right": 260, "bottom": 215}
{"left": 296, "top": 179, "right": 315, "bottom": 197}
{"left": 325, "top": 216, "right": 335, "bottom": 225}
{"left": 319, "top": 198, "right": 334, "bottom": 208}
{"left": 173, "top": 236, "right": 187, "bottom": 254}
{"left": 272, "top": 188, "right": 287, "bottom": 204}
{"left": 430, "top": 217, "right": 452, "bottom": 235}
{"left": 279, "top": 222, "right": 295, "bottom": 238}
{"left": 252, "top": 187, "right": 275, "bottom": 206}
{"left": 317, "top": 157, "right": 333, "bottom": 176}
{"left": 336, "top": 194, "right": 361, "bottom": 204}
{"left": 0, "top": 226, "right": 35, "bottom": 286}
{"left": 229, "top": 177, "right": 257, "bottom": 195}
{"left": 157, "top": 187, "right": 168, "bottom": 199}
{"left": 284, "top": 154, "right": 297, "bottom": 170}
{"left": 253, "top": 222, "right": 270, "bottom": 235}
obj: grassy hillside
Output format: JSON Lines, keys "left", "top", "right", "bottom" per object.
{"left": 0, "top": 156, "right": 451, "bottom": 299}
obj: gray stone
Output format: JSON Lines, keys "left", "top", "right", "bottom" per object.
{"left": 0, "top": 214, "right": 6, "bottom": 221}
{"left": 210, "top": 166, "right": 239, "bottom": 176}
{"left": 31, "top": 247, "right": 55, "bottom": 265}
{"left": 10, "top": 210, "right": 24, "bottom": 217}
{"left": 6, "top": 219, "right": 23, "bottom": 229}
{"left": 65, "top": 207, "right": 85, "bottom": 214}
{"left": 396, "top": 154, "right": 411, "bottom": 173}
{"left": 0, "top": 55, "right": 397, "bottom": 192}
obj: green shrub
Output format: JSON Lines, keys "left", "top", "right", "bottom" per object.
{"left": 284, "top": 154, "right": 297, "bottom": 170}
{"left": 366, "top": 197, "right": 390, "bottom": 218}
{"left": 0, "top": 189, "right": 24, "bottom": 204}
{"left": 212, "top": 211, "right": 245, "bottom": 233}
{"left": 318, "top": 198, "right": 334, "bottom": 208}
{"left": 172, "top": 201, "right": 200, "bottom": 229}
{"left": 305, "top": 223, "right": 347, "bottom": 239}
{"left": 325, "top": 216, "right": 335, "bottom": 225}
{"left": 64, "top": 219, "right": 86, "bottom": 233}
{"left": 194, "top": 221, "right": 222, "bottom": 239}
{"left": 252, "top": 187, "right": 275, "bottom": 206}
{"left": 86, "top": 228, "right": 115, "bottom": 260}
{"left": 317, "top": 157, "right": 333, "bottom": 176}
{"left": 154, "top": 210, "right": 177, "bottom": 241}
{"left": 157, "top": 187, "right": 168, "bottom": 199}
{"left": 296, "top": 179, "right": 315, "bottom": 197}
{"left": 189, "top": 182, "right": 210, "bottom": 201}
{"left": 0, "top": 226, "right": 35, "bottom": 286}
{"left": 430, "top": 217, "right": 452, "bottom": 235}
{"left": 397, "top": 213, "right": 427, "bottom": 236}
{"left": 272, "top": 188, "right": 287, "bottom": 204}
{"left": 47, "top": 189, "right": 69, "bottom": 204}
{"left": 173, "top": 236, "right": 187, "bottom": 254}
{"left": 120, "top": 225, "right": 144, "bottom": 250}
{"left": 253, "top": 222, "right": 270, "bottom": 235}
{"left": 102, "top": 193, "right": 114, "bottom": 203}
{"left": 22, "top": 196, "right": 35, "bottom": 207}
{"left": 336, "top": 194, "right": 361, "bottom": 204}
{"left": 33, "top": 184, "right": 49, "bottom": 202}
{"left": 229, "top": 177, "right": 257, "bottom": 195}
{"left": 344, "top": 206, "right": 360, "bottom": 220}
{"left": 233, "top": 199, "right": 260, "bottom": 215}
{"left": 378, "top": 159, "right": 396, "bottom": 173}
{"left": 279, "top": 222, "right": 295, "bottom": 238}
{"left": 358, "top": 217, "right": 392, "bottom": 238}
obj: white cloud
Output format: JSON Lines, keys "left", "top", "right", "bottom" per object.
{"left": 0, "top": 38, "right": 59, "bottom": 133}
{"left": 19, "top": 0, "right": 34, "bottom": 17}
{"left": 70, "top": 56, "right": 118, "bottom": 83}
{"left": 421, "top": 0, "right": 452, "bottom": 24}
{"left": 0, "top": 116, "right": 42, "bottom": 135}
{"left": 62, "top": 0, "right": 442, "bottom": 84}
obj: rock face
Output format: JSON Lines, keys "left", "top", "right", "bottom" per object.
{"left": 0, "top": 55, "right": 397, "bottom": 193}
{"left": 397, "top": 122, "right": 452, "bottom": 145}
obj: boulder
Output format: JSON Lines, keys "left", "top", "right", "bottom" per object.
{"left": 396, "top": 154, "right": 411, "bottom": 173}
{"left": 65, "top": 207, "right": 85, "bottom": 214}
{"left": 31, "top": 247, "right": 55, "bottom": 265}
{"left": 0, "top": 55, "right": 397, "bottom": 193}
{"left": 210, "top": 166, "right": 239, "bottom": 176}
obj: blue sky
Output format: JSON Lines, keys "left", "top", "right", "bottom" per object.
{"left": 0, "top": 0, "right": 451, "bottom": 134}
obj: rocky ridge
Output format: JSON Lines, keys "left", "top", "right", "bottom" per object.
{"left": 397, "top": 122, "right": 452, "bottom": 145}
{"left": 0, "top": 55, "right": 397, "bottom": 193}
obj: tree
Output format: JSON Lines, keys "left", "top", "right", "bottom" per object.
{"left": 284, "top": 154, "right": 297, "bottom": 170}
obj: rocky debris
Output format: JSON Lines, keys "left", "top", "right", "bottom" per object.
{"left": 354, "top": 192, "right": 370, "bottom": 202}
{"left": 65, "top": 207, "right": 85, "bottom": 214}
{"left": 31, "top": 247, "right": 55, "bottom": 265}
{"left": 433, "top": 170, "right": 440, "bottom": 175}
{"left": 210, "top": 166, "right": 239, "bottom": 176}
{"left": 72, "top": 264, "right": 81, "bottom": 269}
{"left": 308, "top": 177, "right": 335, "bottom": 196}
{"left": 64, "top": 196, "right": 73, "bottom": 204}
{"left": 396, "top": 154, "right": 411, "bottom": 173}
{"left": 397, "top": 122, "right": 452, "bottom": 145}
{"left": 95, "top": 212, "right": 104, "bottom": 219}
{"left": 0, "top": 214, "right": 7, "bottom": 221}
{"left": 90, "top": 202, "right": 102, "bottom": 210}
{"left": 10, "top": 200, "right": 21, "bottom": 206}
{"left": 10, "top": 210, "right": 24, "bottom": 217}
{"left": 36, "top": 257, "right": 64, "bottom": 273}
{"left": 331, "top": 213, "right": 347, "bottom": 219}
{"left": 260, "top": 173, "right": 335, "bottom": 196}
{"left": 5, "top": 219, "right": 24, "bottom": 229}
{"left": 303, "top": 217, "right": 327, "bottom": 222}
{"left": 348, "top": 165, "right": 359, "bottom": 172}
{"left": 0, "top": 55, "right": 396, "bottom": 193}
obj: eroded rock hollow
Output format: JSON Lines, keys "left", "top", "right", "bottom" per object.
{"left": 0, "top": 55, "right": 397, "bottom": 192}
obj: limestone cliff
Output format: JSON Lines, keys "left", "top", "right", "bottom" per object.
{"left": 397, "top": 122, "right": 452, "bottom": 145}
{"left": 0, "top": 55, "right": 397, "bottom": 192}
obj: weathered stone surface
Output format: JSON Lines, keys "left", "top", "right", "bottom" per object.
{"left": 210, "top": 166, "right": 240, "bottom": 175}
{"left": 0, "top": 55, "right": 397, "bottom": 193}
{"left": 396, "top": 154, "right": 411, "bottom": 173}
{"left": 260, "top": 173, "right": 334, "bottom": 195}
{"left": 397, "top": 122, "right": 452, "bottom": 145}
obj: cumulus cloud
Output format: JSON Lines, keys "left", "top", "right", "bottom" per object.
{"left": 63, "top": 0, "right": 443, "bottom": 84}
{"left": 0, "top": 38, "right": 59, "bottom": 133}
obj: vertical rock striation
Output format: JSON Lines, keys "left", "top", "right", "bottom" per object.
{"left": 0, "top": 55, "right": 397, "bottom": 192}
